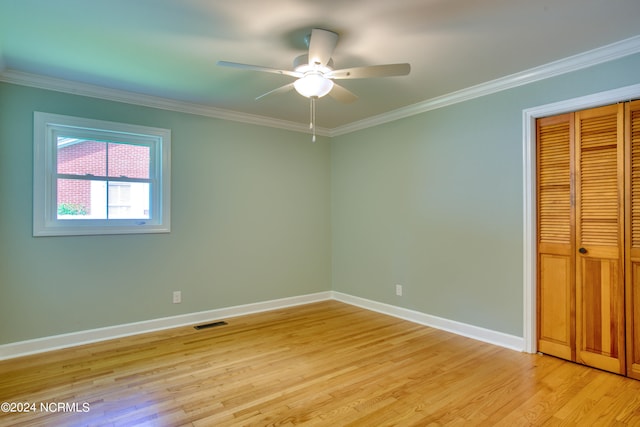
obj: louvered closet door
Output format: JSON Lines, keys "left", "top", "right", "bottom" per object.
{"left": 626, "top": 100, "right": 640, "bottom": 380}
{"left": 575, "top": 103, "right": 625, "bottom": 374}
{"left": 536, "top": 113, "right": 575, "bottom": 361}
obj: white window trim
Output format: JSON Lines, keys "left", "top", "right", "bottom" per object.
{"left": 33, "top": 112, "right": 171, "bottom": 236}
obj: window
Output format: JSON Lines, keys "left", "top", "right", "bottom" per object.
{"left": 34, "top": 112, "right": 171, "bottom": 236}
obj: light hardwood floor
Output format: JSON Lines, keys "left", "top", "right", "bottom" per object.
{"left": 2, "top": 300, "right": 640, "bottom": 426}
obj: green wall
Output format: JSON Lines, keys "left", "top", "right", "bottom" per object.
{"left": 0, "top": 83, "right": 331, "bottom": 344}
{"left": 2, "top": 51, "right": 640, "bottom": 345}
{"left": 331, "top": 53, "right": 640, "bottom": 336}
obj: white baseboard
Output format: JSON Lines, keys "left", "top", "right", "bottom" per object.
{"left": 0, "top": 292, "right": 332, "bottom": 360}
{"left": 0, "top": 291, "right": 524, "bottom": 360}
{"left": 332, "top": 292, "right": 525, "bottom": 352}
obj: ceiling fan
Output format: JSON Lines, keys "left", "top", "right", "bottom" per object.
{"left": 217, "top": 28, "right": 411, "bottom": 141}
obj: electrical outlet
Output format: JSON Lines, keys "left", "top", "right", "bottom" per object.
{"left": 172, "top": 291, "right": 182, "bottom": 304}
{"left": 395, "top": 284, "right": 403, "bottom": 296}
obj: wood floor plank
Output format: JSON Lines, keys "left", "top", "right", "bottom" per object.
{"left": 2, "top": 300, "right": 640, "bottom": 426}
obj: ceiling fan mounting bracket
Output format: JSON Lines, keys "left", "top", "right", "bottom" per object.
{"left": 303, "top": 29, "right": 337, "bottom": 48}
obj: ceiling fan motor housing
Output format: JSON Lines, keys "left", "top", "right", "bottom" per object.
{"left": 293, "top": 54, "right": 334, "bottom": 71}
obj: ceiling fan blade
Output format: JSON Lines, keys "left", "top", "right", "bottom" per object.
{"left": 329, "top": 63, "right": 411, "bottom": 79}
{"left": 308, "top": 29, "right": 338, "bottom": 67}
{"left": 255, "top": 83, "right": 295, "bottom": 100}
{"left": 329, "top": 83, "right": 358, "bottom": 104}
{"left": 217, "top": 61, "right": 301, "bottom": 78}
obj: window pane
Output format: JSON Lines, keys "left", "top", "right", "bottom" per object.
{"left": 107, "top": 143, "right": 150, "bottom": 179}
{"left": 57, "top": 178, "right": 107, "bottom": 219}
{"left": 108, "top": 182, "right": 150, "bottom": 219}
{"left": 57, "top": 138, "right": 106, "bottom": 176}
{"left": 57, "top": 179, "right": 150, "bottom": 220}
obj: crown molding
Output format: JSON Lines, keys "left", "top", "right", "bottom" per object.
{"left": 2, "top": 35, "right": 639, "bottom": 138}
{"left": 330, "top": 34, "right": 640, "bottom": 137}
{"left": 0, "top": 69, "right": 331, "bottom": 137}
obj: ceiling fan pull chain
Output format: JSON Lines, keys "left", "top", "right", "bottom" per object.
{"left": 311, "top": 97, "right": 317, "bottom": 142}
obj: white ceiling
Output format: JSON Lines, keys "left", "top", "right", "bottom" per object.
{"left": 1, "top": 0, "right": 640, "bottom": 130}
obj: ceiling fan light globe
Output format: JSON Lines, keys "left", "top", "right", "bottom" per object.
{"left": 294, "top": 74, "right": 334, "bottom": 98}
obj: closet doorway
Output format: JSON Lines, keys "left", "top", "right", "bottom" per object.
{"left": 536, "top": 100, "right": 640, "bottom": 378}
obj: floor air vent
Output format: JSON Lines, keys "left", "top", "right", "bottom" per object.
{"left": 194, "top": 321, "right": 228, "bottom": 330}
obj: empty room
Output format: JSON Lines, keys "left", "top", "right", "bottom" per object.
{"left": 2, "top": 0, "right": 640, "bottom": 425}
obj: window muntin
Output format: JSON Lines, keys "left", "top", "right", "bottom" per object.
{"left": 34, "top": 112, "right": 171, "bottom": 236}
